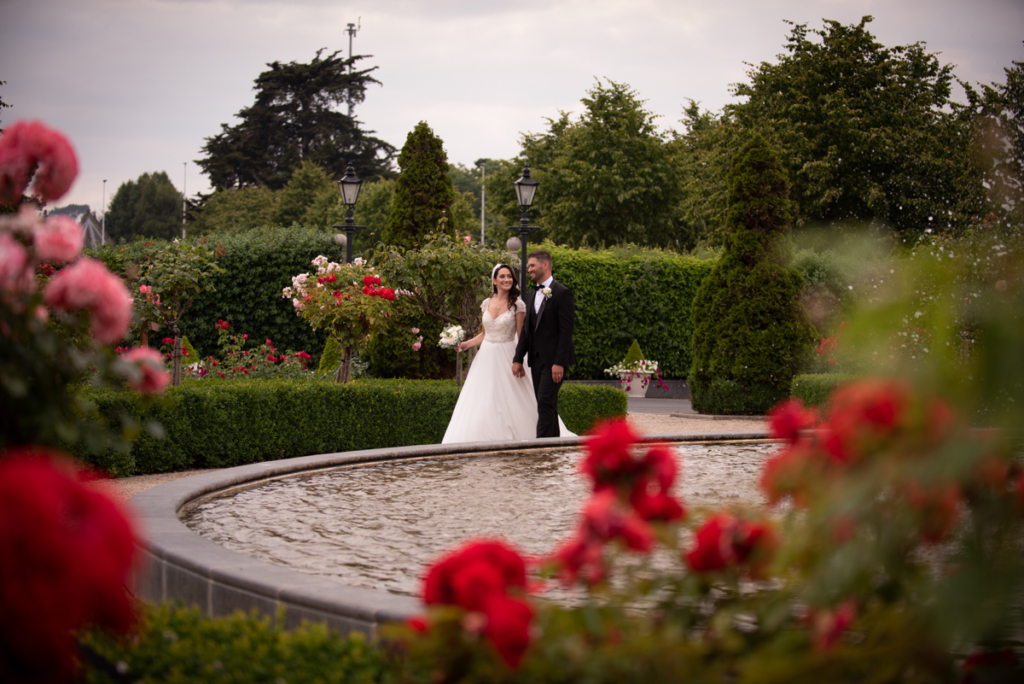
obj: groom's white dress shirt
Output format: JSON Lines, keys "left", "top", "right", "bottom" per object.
{"left": 534, "top": 276, "right": 554, "bottom": 314}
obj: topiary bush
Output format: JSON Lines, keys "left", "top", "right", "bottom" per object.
{"left": 382, "top": 121, "right": 457, "bottom": 250}
{"left": 621, "top": 340, "right": 645, "bottom": 365}
{"left": 317, "top": 335, "right": 344, "bottom": 374}
{"left": 689, "top": 133, "right": 816, "bottom": 415}
{"left": 70, "top": 379, "right": 627, "bottom": 476}
{"left": 79, "top": 603, "right": 386, "bottom": 684}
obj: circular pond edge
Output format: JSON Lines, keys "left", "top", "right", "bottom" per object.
{"left": 130, "top": 431, "right": 771, "bottom": 641}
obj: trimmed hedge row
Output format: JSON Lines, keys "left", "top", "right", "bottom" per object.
{"left": 72, "top": 379, "right": 627, "bottom": 476}
{"left": 544, "top": 244, "right": 716, "bottom": 379}
{"left": 81, "top": 603, "right": 385, "bottom": 684}
{"left": 790, "top": 373, "right": 856, "bottom": 408}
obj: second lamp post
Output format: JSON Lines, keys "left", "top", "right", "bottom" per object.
{"left": 334, "top": 162, "right": 366, "bottom": 264}
{"left": 508, "top": 164, "right": 540, "bottom": 287}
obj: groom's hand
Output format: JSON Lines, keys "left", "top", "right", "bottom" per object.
{"left": 551, "top": 364, "right": 564, "bottom": 383}
{"left": 512, "top": 362, "right": 525, "bottom": 378}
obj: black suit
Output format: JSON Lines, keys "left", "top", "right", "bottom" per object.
{"left": 514, "top": 279, "right": 576, "bottom": 438}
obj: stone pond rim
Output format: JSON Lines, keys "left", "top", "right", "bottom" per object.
{"left": 130, "top": 431, "right": 771, "bottom": 640}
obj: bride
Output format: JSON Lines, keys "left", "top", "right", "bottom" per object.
{"left": 442, "top": 264, "right": 575, "bottom": 443}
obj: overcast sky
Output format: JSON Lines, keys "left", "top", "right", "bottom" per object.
{"left": 1, "top": 0, "right": 1022, "bottom": 214}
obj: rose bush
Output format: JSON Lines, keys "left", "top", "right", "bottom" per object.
{"left": 0, "top": 121, "right": 170, "bottom": 451}
{"left": 285, "top": 255, "right": 398, "bottom": 382}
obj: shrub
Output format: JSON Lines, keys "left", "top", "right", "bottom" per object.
{"left": 558, "top": 383, "right": 627, "bottom": 435}
{"left": 70, "top": 379, "right": 626, "bottom": 475}
{"left": 689, "top": 134, "right": 816, "bottom": 414}
{"left": 79, "top": 603, "right": 385, "bottom": 684}
{"left": 791, "top": 373, "right": 856, "bottom": 408}
{"left": 317, "top": 335, "right": 344, "bottom": 374}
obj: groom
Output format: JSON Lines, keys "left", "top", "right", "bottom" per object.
{"left": 513, "top": 250, "right": 576, "bottom": 438}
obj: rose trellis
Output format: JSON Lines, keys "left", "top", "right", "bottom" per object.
{"left": 284, "top": 256, "right": 397, "bottom": 383}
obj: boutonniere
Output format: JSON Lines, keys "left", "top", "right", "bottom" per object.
{"left": 541, "top": 287, "right": 553, "bottom": 300}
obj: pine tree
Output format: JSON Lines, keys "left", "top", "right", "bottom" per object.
{"left": 382, "top": 122, "right": 457, "bottom": 250}
{"left": 689, "top": 133, "right": 816, "bottom": 415}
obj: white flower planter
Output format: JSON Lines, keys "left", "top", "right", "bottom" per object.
{"left": 618, "top": 370, "right": 652, "bottom": 398}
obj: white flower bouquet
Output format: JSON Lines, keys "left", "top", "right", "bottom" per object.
{"left": 438, "top": 325, "right": 466, "bottom": 350}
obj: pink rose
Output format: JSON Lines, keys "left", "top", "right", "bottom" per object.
{"left": 33, "top": 215, "right": 84, "bottom": 263}
{"left": 412, "top": 341, "right": 422, "bottom": 351}
{"left": 44, "top": 257, "right": 132, "bottom": 344}
{"left": 0, "top": 120, "right": 79, "bottom": 204}
{"left": 121, "top": 347, "right": 170, "bottom": 394}
{"left": 0, "top": 232, "right": 35, "bottom": 295}
{"left": 411, "top": 327, "right": 420, "bottom": 334}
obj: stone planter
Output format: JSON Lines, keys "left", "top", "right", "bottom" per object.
{"left": 617, "top": 370, "right": 653, "bottom": 398}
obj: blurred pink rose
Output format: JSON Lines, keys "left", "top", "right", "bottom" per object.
{"left": 44, "top": 257, "right": 132, "bottom": 344}
{"left": 412, "top": 341, "right": 422, "bottom": 351}
{"left": 121, "top": 346, "right": 170, "bottom": 394}
{"left": 0, "top": 120, "right": 79, "bottom": 204}
{"left": 0, "top": 232, "right": 35, "bottom": 295}
{"left": 33, "top": 215, "right": 84, "bottom": 263}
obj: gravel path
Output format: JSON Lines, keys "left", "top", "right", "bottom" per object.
{"left": 103, "top": 413, "right": 770, "bottom": 504}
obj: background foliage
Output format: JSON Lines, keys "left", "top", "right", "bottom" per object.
{"left": 105, "top": 171, "right": 184, "bottom": 242}
{"left": 383, "top": 122, "right": 458, "bottom": 250}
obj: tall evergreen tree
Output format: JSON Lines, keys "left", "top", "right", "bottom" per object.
{"left": 689, "top": 134, "right": 815, "bottom": 415}
{"left": 197, "top": 49, "right": 395, "bottom": 191}
{"left": 105, "top": 172, "right": 183, "bottom": 241}
{"left": 382, "top": 122, "right": 457, "bottom": 250}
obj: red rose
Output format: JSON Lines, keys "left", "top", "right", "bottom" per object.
{"left": 0, "top": 449, "right": 140, "bottom": 682}
{"left": 685, "top": 513, "right": 734, "bottom": 572}
{"left": 162, "top": 337, "right": 174, "bottom": 344}
{"left": 807, "top": 600, "right": 857, "bottom": 651}
{"left": 580, "top": 419, "right": 644, "bottom": 491}
{"left": 483, "top": 595, "right": 534, "bottom": 668}
{"left": 767, "top": 398, "right": 817, "bottom": 444}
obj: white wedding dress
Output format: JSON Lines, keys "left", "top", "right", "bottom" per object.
{"left": 442, "top": 297, "right": 575, "bottom": 443}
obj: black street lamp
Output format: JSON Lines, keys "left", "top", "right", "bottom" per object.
{"left": 508, "top": 164, "right": 541, "bottom": 286}
{"left": 332, "top": 162, "right": 366, "bottom": 264}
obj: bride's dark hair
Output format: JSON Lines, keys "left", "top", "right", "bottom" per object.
{"left": 491, "top": 264, "right": 520, "bottom": 310}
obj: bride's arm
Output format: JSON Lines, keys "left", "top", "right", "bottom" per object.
{"left": 457, "top": 330, "right": 484, "bottom": 353}
{"left": 515, "top": 312, "right": 525, "bottom": 338}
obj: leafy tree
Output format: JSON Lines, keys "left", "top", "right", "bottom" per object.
{"left": 382, "top": 122, "right": 457, "bottom": 249}
{"left": 0, "top": 79, "right": 10, "bottom": 132}
{"left": 191, "top": 186, "right": 278, "bottom": 234}
{"left": 272, "top": 160, "right": 336, "bottom": 227}
{"left": 105, "top": 172, "right": 183, "bottom": 241}
{"left": 499, "top": 80, "right": 684, "bottom": 249}
{"left": 197, "top": 49, "right": 395, "bottom": 191}
{"left": 961, "top": 50, "right": 1024, "bottom": 226}
{"left": 689, "top": 134, "right": 815, "bottom": 414}
{"left": 721, "top": 17, "right": 985, "bottom": 238}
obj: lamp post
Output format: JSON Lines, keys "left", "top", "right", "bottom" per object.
{"left": 508, "top": 163, "right": 540, "bottom": 287}
{"left": 332, "top": 162, "right": 366, "bottom": 263}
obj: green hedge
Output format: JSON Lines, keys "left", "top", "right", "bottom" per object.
{"left": 89, "top": 227, "right": 340, "bottom": 364}
{"left": 80, "top": 603, "right": 385, "bottom": 684}
{"left": 545, "top": 244, "right": 716, "bottom": 379}
{"left": 790, "top": 373, "right": 856, "bottom": 408}
{"left": 72, "top": 379, "right": 627, "bottom": 476}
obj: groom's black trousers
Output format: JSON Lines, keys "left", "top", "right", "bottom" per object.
{"left": 531, "top": 364, "right": 562, "bottom": 438}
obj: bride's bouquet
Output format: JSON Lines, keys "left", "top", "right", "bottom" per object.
{"left": 438, "top": 325, "right": 465, "bottom": 350}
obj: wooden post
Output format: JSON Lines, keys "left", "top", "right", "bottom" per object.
{"left": 172, "top": 335, "right": 183, "bottom": 386}
{"left": 335, "top": 348, "right": 353, "bottom": 384}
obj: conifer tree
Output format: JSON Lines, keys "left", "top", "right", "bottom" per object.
{"left": 689, "top": 133, "right": 815, "bottom": 415}
{"left": 382, "top": 122, "right": 457, "bottom": 250}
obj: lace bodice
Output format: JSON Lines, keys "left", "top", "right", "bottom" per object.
{"left": 480, "top": 297, "right": 526, "bottom": 343}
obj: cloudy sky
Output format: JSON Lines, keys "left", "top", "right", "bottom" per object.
{"left": 1, "top": 0, "right": 1022, "bottom": 214}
